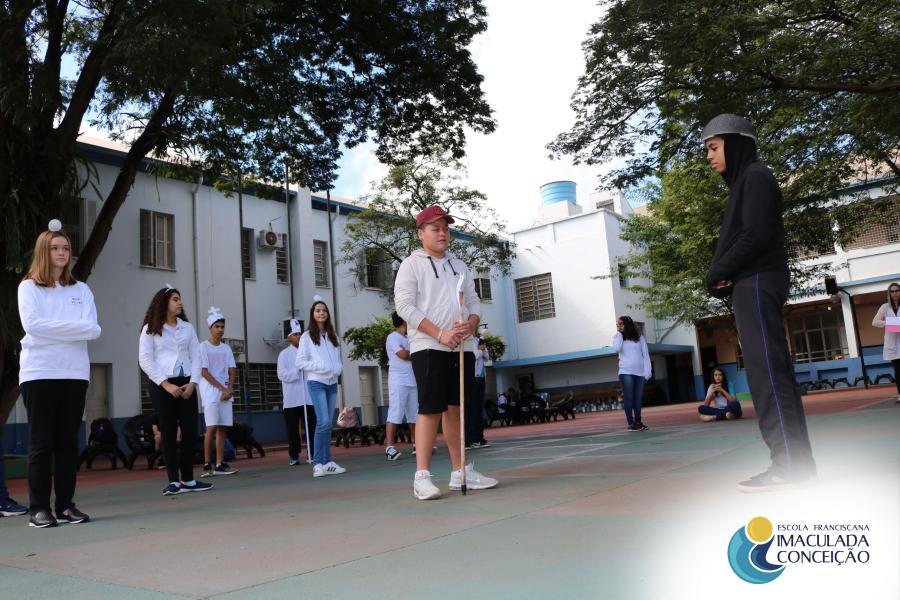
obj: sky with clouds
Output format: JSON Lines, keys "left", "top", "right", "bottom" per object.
{"left": 330, "top": 1, "right": 616, "bottom": 231}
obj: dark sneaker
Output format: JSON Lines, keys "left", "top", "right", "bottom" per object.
{"left": 627, "top": 423, "right": 639, "bottom": 431}
{"left": 469, "top": 441, "right": 483, "bottom": 450}
{"left": 289, "top": 458, "right": 301, "bottom": 466}
{"left": 181, "top": 480, "right": 214, "bottom": 492}
{"left": 156, "top": 458, "right": 167, "bottom": 470}
{"left": 57, "top": 506, "right": 90, "bottom": 524}
{"left": 385, "top": 446, "right": 401, "bottom": 461}
{"left": 28, "top": 509, "right": 58, "bottom": 528}
{"left": 738, "top": 469, "right": 815, "bottom": 493}
{"left": 200, "top": 463, "right": 214, "bottom": 477}
{"left": 213, "top": 463, "right": 236, "bottom": 475}
{"left": 0, "top": 498, "right": 28, "bottom": 517}
{"left": 163, "top": 483, "right": 184, "bottom": 496}
{"left": 636, "top": 422, "right": 649, "bottom": 431}
{"left": 477, "top": 440, "right": 491, "bottom": 448}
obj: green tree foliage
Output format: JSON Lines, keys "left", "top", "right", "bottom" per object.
{"left": 0, "top": 0, "right": 494, "bottom": 425}
{"left": 479, "top": 333, "right": 507, "bottom": 362}
{"left": 344, "top": 317, "right": 396, "bottom": 370}
{"left": 340, "top": 150, "right": 514, "bottom": 298}
{"left": 553, "top": 0, "right": 899, "bottom": 325}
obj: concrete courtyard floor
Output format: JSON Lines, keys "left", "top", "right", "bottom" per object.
{"left": 1, "top": 387, "right": 898, "bottom": 600}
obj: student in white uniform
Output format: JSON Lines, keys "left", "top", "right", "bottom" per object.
{"left": 277, "top": 319, "right": 316, "bottom": 465}
{"left": 199, "top": 307, "right": 237, "bottom": 477}
{"left": 872, "top": 282, "right": 900, "bottom": 403}
{"left": 138, "top": 285, "right": 213, "bottom": 496}
{"left": 296, "top": 299, "right": 347, "bottom": 477}
{"left": 17, "top": 220, "right": 101, "bottom": 528}
{"left": 612, "top": 315, "right": 652, "bottom": 432}
{"left": 384, "top": 312, "right": 418, "bottom": 461}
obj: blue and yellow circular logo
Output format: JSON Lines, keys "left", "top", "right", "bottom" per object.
{"left": 727, "top": 516, "right": 785, "bottom": 584}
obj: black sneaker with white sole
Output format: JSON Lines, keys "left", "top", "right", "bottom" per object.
{"left": 212, "top": 463, "right": 236, "bottom": 475}
{"left": 181, "top": 480, "right": 214, "bottom": 492}
{"left": 28, "top": 510, "right": 58, "bottom": 528}
{"left": 385, "top": 446, "right": 401, "bottom": 461}
{"left": 737, "top": 469, "right": 815, "bottom": 493}
{"left": 57, "top": 506, "right": 90, "bottom": 524}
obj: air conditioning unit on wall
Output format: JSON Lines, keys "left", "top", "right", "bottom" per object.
{"left": 258, "top": 230, "right": 285, "bottom": 250}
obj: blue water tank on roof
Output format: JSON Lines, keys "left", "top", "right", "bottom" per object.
{"left": 540, "top": 181, "right": 576, "bottom": 205}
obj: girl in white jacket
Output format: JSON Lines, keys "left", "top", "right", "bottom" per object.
{"left": 18, "top": 221, "right": 100, "bottom": 528}
{"left": 613, "top": 315, "right": 652, "bottom": 431}
{"left": 295, "top": 300, "right": 346, "bottom": 477}
{"left": 138, "top": 286, "right": 212, "bottom": 495}
{"left": 872, "top": 282, "right": 900, "bottom": 402}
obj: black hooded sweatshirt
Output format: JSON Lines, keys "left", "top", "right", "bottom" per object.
{"left": 705, "top": 134, "right": 787, "bottom": 298}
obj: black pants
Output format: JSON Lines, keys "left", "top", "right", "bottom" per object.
{"left": 466, "top": 377, "right": 486, "bottom": 445}
{"left": 283, "top": 405, "right": 316, "bottom": 461}
{"left": 732, "top": 270, "right": 816, "bottom": 478}
{"left": 892, "top": 359, "right": 900, "bottom": 394}
{"left": 150, "top": 376, "right": 198, "bottom": 483}
{"left": 21, "top": 379, "right": 88, "bottom": 513}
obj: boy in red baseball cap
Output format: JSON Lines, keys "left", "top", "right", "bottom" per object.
{"left": 394, "top": 205, "right": 499, "bottom": 500}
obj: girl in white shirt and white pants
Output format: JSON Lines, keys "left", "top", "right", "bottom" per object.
{"left": 18, "top": 226, "right": 101, "bottom": 527}
{"left": 138, "top": 286, "right": 209, "bottom": 495}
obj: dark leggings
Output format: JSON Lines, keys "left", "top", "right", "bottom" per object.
{"left": 150, "top": 376, "right": 198, "bottom": 483}
{"left": 21, "top": 379, "right": 87, "bottom": 513}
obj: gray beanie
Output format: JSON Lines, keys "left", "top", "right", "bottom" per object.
{"left": 700, "top": 114, "right": 757, "bottom": 142}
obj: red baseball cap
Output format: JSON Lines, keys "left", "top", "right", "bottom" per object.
{"left": 416, "top": 205, "right": 455, "bottom": 227}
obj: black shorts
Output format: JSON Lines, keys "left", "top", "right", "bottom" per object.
{"left": 411, "top": 349, "right": 475, "bottom": 415}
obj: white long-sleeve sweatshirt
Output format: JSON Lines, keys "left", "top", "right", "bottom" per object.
{"left": 138, "top": 317, "right": 202, "bottom": 385}
{"left": 277, "top": 344, "right": 312, "bottom": 408}
{"left": 393, "top": 249, "right": 481, "bottom": 354}
{"left": 295, "top": 331, "right": 343, "bottom": 385}
{"left": 18, "top": 279, "right": 101, "bottom": 383}
{"left": 612, "top": 332, "right": 652, "bottom": 380}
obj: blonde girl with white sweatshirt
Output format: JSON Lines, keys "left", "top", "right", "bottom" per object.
{"left": 18, "top": 220, "right": 101, "bottom": 528}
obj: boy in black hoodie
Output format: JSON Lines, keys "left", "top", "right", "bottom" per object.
{"left": 702, "top": 114, "right": 816, "bottom": 492}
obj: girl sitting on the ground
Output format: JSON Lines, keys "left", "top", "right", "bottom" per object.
{"left": 699, "top": 368, "right": 742, "bottom": 422}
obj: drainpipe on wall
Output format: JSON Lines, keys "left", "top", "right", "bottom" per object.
{"left": 325, "top": 190, "right": 345, "bottom": 410}
{"left": 284, "top": 162, "right": 295, "bottom": 318}
{"left": 191, "top": 174, "right": 203, "bottom": 324}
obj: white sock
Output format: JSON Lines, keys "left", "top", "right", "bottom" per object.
{"left": 183, "top": 480, "right": 196, "bottom": 486}
{"left": 170, "top": 481, "right": 181, "bottom": 487}
{"left": 415, "top": 470, "right": 431, "bottom": 478}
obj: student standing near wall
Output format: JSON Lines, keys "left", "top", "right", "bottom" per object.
{"left": 872, "top": 282, "right": 900, "bottom": 403}
{"left": 138, "top": 286, "right": 213, "bottom": 496}
{"left": 613, "top": 315, "right": 652, "bottom": 432}
{"left": 277, "top": 319, "right": 316, "bottom": 465}
{"left": 198, "top": 307, "right": 237, "bottom": 477}
{"left": 17, "top": 220, "right": 101, "bottom": 528}
{"left": 702, "top": 113, "right": 817, "bottom": 492}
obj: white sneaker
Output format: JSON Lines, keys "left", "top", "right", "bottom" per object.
{"left": 699, "top": 414, "right": 716, "bottom": 422}
{"left": 414, "top": 471, "right": 441, "bottom": 500}
{"left": 312, "top": 462, "right": 346, "bottom": 477}
{"left": 449, "top": 463, "right": 498, "bottom": 491}
{"left": 324, "top": 461, "right": 346, "bottom": 475}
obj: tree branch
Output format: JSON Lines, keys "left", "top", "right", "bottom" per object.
{"left": 34, "top": 0, "right": 69, "bottom": 127}
{"left": 761, "top": 73, "right": 900, "bottom": 94}
{"left": 73, "top": 90, "right": 178, "bottom": 281}
{"left": 55, "top": 0, "right": 127, "bottom": 146}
